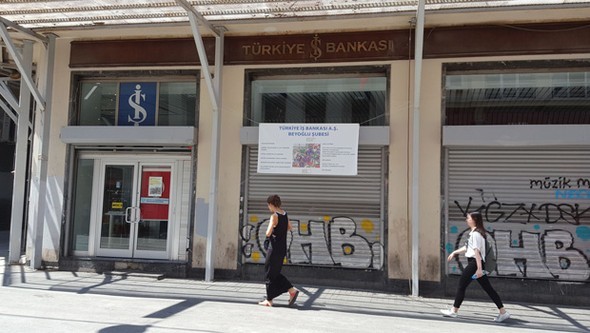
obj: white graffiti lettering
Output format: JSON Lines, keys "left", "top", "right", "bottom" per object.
{"left": 451, "top": 228, "right": 589, "bottom": 281}
{"left": 449, "top": 189, "right": 590, "bottom": 281}
{"left": 543, "top": 230, "right": 590, "bottom": 280}
{"left": 241, "top": 215, "right": 383, "bottom": 269}
{"left": 330, "top": 217, "right": 373, "bottom": 268}
{"left": 289, "top": 220, "right": 334, "bottom": 265}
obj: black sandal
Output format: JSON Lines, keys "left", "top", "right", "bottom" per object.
{"left": 288, "top": 290, "right": 299, "bottom": 307}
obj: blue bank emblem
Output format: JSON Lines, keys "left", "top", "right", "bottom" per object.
{"left": 118, "top": 82, "right": 157, "bottom": 126}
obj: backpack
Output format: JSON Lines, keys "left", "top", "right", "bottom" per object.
{"left": 484, "top": 236, "right": 497, "bottom": 273}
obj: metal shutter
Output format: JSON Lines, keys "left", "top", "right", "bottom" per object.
{"left": 445, "top": 147, "right": 590, "bottom": 282}
{"left": 241, "top": 146, "right": 386, "bottom": 270}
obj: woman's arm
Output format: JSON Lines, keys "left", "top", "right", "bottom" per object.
{"left": 446, "top": 245, "right": 467, "bottom": 262}
{"left": 474, "top": 248, "right": 484, "bottom": 278}
{"left": 287, "top": 219, "right": 293, "bottom": 231}
{"left": 265, "top": 214, "right": 277, "bottom": 237}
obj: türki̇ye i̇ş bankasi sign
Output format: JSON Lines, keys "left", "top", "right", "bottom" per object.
{"left": 229, "top": 32, "right": 399, "bottom": 63}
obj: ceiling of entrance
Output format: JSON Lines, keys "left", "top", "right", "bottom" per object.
{"left": 2, "top": 0, "right": 590, "bottom": 30}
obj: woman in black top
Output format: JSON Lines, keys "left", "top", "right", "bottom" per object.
{"left": 258, "top": 195, "right": 300, "bottom": 307}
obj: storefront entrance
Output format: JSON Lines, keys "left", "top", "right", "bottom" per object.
{"left": 72, "top": 153, "right": 191, "bottom": 260}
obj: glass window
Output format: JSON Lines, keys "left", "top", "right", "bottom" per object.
{"left": 445, "top": 71, "right": 590, "bottom": 125}
{"left": 71, "top": 159, "right": 94, "bottom": 252}
{"left": 77, "top": 80, "right": 197, "bottom": 126}
{"left": 158, "top": 82, "right": 197, "bottom": 126}
{"left": 79, "top": 83, "right": 117, "bottom": 126}
{"left": 249, "top": 75, "right": 387, "bottom": 126}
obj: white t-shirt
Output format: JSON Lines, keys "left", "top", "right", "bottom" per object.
{"left": 465, "top": 230, "right": 486, "bottom": 262}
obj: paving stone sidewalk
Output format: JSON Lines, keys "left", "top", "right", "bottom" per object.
{"left": 1, "top": 231, "right": 588, "bottom": 333}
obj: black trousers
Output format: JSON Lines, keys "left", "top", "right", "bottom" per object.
{"left": 264, "top": 247, "right": 293, "bottom": 301}
{"left": 453, "top": 258, "right": 504, "bottom": 309}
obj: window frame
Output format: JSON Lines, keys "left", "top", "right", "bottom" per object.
{"left": 244, "top": 66, "right": 390, "bottom": 127}
{"left": 70, "top": 70, "right": 200, "bottom": 127}
{"left": 443, "top": 60, "right": 590, "bottom": 126}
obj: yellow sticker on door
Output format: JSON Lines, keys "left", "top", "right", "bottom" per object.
{"left": 111, "top": 202, "right": 123, "bottom": 209}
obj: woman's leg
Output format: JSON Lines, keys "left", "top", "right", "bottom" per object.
{"left": 452, "top": 260, "right": 478, "bottom": 310}
{"left": 265, "top": 251, "right": 287, "bottom": 301}
{"left": 272, "top": 273, "right": 293, "bottom": 296}
{"left": 476, "top": 276, "right": 511, "bottom": 321}
{"left": 476, "top": 275, "right": 504, "bottom": 309}
{"left": 259, "top": 248, "right": 276, "bottom": 305}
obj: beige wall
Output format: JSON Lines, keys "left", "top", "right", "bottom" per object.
{"left": 416, "top": 60, "right": 443, "bottom": 281}
{"left": 388, "top": 60, "right": 411, "bottom": 280}
{"left": 44, "top": 38, "right": 72, "bottom": 261}
{"left": 387, "top": 58, "right": 443, "bottom": 282}
{"left": 215, "top": 66, "right": 246, "bottom": 269}
{"left": 192, "top": 76, "right": 211, "bottom": 268}
{"left": 27, "top": 38, "right": 71, "bottom": 263}
{"left": 21, "top": 7, "right": 590, "bottom": 277}
{"left": 193, "top": 65, "right": 246, "bottom": 270}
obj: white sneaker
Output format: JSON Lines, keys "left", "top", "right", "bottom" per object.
{"left": 494, "top": 311, "right": 511, "bottom": 322}
{"left": 440, "top": 309, "right": 458, "bottom": 318}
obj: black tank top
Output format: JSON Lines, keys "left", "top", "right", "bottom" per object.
{"left": 271, "top": 211, "right": 289, "bottom": 254}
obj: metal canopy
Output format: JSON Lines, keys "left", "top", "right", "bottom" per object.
{"left": 1, "top": 0, "right": 590, "bottom": 30}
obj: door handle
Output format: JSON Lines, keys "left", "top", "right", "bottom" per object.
{"left": 125, "top": 207, "right": 133, "bottom": 223}
{"left": 134, "top": 206, "right": 141, "bottom": 223}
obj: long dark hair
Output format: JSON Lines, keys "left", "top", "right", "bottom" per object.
{"left": 468, "top": 211, "right": 486, "bottom": 237}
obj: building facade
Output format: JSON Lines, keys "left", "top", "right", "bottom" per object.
{"left": 3, "top": 4, "right": 590, "bottom": 305}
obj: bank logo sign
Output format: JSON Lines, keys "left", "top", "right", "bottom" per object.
{"left": 118, "top": 82, "right": 157, "bottom": 126}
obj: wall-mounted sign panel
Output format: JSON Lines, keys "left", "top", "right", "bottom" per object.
{"left": 257, "top": 123, "right": 359, "bottom": 175}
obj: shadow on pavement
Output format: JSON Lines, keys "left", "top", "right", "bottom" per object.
{"left": 98, "top": 324, "right": 151, "bottom": 333}
{"left": 97, "top": 324, "right": 222, "bottom": 333}
{"left": 1, "top": 231, "right": 588, "bottom": 333}
{"left": 145, "top": 298, "right": 203, "bottom": 319}
{"left": 5, "top": 275, "right": 588, "bottom": 333}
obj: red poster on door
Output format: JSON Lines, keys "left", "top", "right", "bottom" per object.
{"left": 139, "top": 168, "right": 171, "bottom": 220}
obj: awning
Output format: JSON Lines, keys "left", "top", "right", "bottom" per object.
{"left": 2, "top": 0, "right": 590, "bottom": 30}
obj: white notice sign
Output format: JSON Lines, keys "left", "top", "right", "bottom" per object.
{"left": 257, "top": 123, "right": 359, "bottom": 175}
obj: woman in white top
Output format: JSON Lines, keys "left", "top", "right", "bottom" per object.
{"left": 441, "top": 211, "right": 511, "bottom": 323}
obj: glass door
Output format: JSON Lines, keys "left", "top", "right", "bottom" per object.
{"left": 134, "top": 165, "right": 172, "bottom": 259}
{"left": 95, "top": 159, "right": 173, "bottom": 259}
{"left": 97, "top": 163, "right": 137, "bottom": 257}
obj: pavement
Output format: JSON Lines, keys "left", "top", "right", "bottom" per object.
{"left": 0, "top": 231, "right": 588, "bottom": 333}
